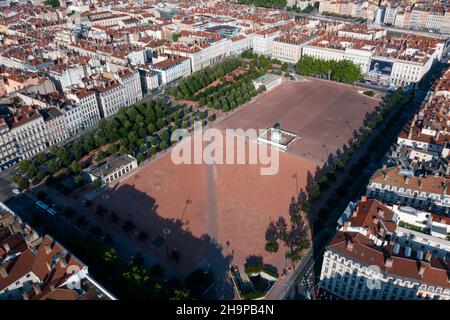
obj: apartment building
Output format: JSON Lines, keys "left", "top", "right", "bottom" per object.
{"left": 230, "top": 34, "right": 253, "bottom": 56}
{"left": 91, "top": 69, "right": 142, "bottom": 119}
{"left": 253, "top": 28, "right": 281, "bottom": 56}
{"left": 392, "top": 67, "right": 450, "bottom": 175}
{"left": 366, "top": 166, "right": 450, "bottom": 214}
{"left": 381, "top": 4, "right": 450, "bottom": 34}
{"left": 391, "top": 204, "right": 450, "bottom": 240}
{"left": 117, "top": 68, "right": 143, "bottom": 107}
{"left": 384, "top": 5, "right": 398, "bottom": 25}
{"left": 271, "top": 33, "right": 313, "bottom": 63}
{"left": 67, "top": 89, "right": 101, "bottom": 132}
{"left": 0, "top": 203, "right": 116, "bottom": 300}
{"left": 0, "top": 66, "right": 56, "bottom": 96}
{"left": 302, "top": 32, "right": 444, "bottom": 87}
{"left": 61, "top": 104, "right": 91, "bottom": 135}
{"left": 319, "top": 198, "right": 450, "bottom": 300}
{"left": 319, "top": 0, "right": 378, "bottom": 21}
{"left": 5, "top": 106, "right": 46, "bottom": 162}
{"left": 151, "top": 55, "right": 191, "bottom": 86}
{"left": 302, "top": 41, "right": 373, "bottom": 74}
{"left": 40, "top": 107, "right": 70, "bottom": 147}
{"left": 46, "top": 63, "right": 88, "bottom": 92}
{"left": 138, "top": 68, "right": 160, "bottom": 95}
{"left": 95, "top": 80, "right": 127, "bottom": 119}
{"left": 0, "top": 118, "right": 18, "bottom": 170}
{"left": 164, "top": 37, "right": 232, "bottom": 72}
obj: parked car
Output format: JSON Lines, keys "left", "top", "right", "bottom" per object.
{"left": 12, "top": 188, "right": 21, "bottom": 195}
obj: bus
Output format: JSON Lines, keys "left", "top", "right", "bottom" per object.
{"left": 35, "top": 201, "right": 49, "bottom": 211}
{"left": 47, "top": 208, "right": 57, "bottom": 216}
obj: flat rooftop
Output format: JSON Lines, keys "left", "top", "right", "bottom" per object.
{"left": 89, "top": 154, "right": 136, "bottom": 178}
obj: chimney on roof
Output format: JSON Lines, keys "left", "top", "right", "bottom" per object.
{"left": 346, "top": 240, "right": 354, "bottom": 252}
{"left": 50, "top": 284, "right": 55, "bottom": 292}
{"left": 59, "top": 257, "right": 67, "bottom": 268}
{"left": 360, "top": 196, "right": 367, "bottom": 202}
{"left": 343, "top": 221, "right": 351, "bottom": 231}
{"left": 404, "top": 176, "right": 410, "bottom": 184}
{"left": 3, "top": 243, "right": 10, "bottom": 253}
{"left": 425, "top": 251, "right": 432, "bottom": 262}
{"left": 44, "top": 243, "right": 51, "bottom": 255}
{"left": 377, "top": 207, "right": 384, "bottom": 218}
{"left": 0, "top": 266, "right": 8, "bottom": 278}
{"left": 418, "top": 265, "right": 426, "bottom": 278}
{"left": 32, "top": 284, "right": 42, "bottom": 295}
{"left": 352, "top": 207, "right": 359, "bottom": 218}
{"left": 22, "top": 292, "right": 29, "bottom": 300}
{"left": 46, "top": 261, "right": 52, "bottom": 271}
{"left": 384, "top": 257, "right": 393, "bottom": 268}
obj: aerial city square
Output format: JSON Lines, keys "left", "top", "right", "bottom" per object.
{"left": 0, "top": 0, "right": 449, "bottom": 305}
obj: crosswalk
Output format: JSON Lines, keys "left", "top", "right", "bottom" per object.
{"left": 0, "top": 183, "right": 13, "bottom": 192}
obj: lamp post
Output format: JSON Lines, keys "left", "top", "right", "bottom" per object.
{"left": 292, "top": 173, "right": 298, "bottom": 195}
{"left": 163, "top": 228, "right": 170, "bottom": 260}
{"left": 102, "top": 193, "right": 109, "bottom": 219}
{"left": 322, "top": 144, "right": 329, "bottom": 161}
{"left": 181, "top": 198, "right": 192, "bottom": 223}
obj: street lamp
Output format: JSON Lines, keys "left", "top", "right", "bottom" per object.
{"left": 322, "top": 144, "right": 329, "bottom": 160}
{"left": 180, "top": 198, "right": 192, "bottom": 223}
{"left": 292, "top": 173, "right": 298, "bottom": 195}
{"left": 163, "top": 228, "right": 171, "bottom": 259}
{"left": 102, "top": 193, "right": 110, "bottom": 219}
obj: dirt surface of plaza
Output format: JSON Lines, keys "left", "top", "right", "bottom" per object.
{"left": 94, "top": 79, "right": 380, "bottom": 283}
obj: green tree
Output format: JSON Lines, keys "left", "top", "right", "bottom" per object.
{"left": 74, "top": 175, "right": 85, "bottom": 186}
{"left": 123, "top": 266, "right": 150, "bottom": 285}
{"left": 122, "top": 219, "right": 136, "bottom": 233}
{"left": 96, "top": 151, "right": 107, "bottom": 161}
{"left": 138, "top": 231, "right": 149, "bottom": 242}
{"left": 308, "top": 184, "right": 321, "bottom": 201}
{"left": 34, "top": 153, "right": 47, "bottom": 165}
{"left": 109, "top": 211, "right": 120, "bottom": 224}
{"left": 18, "top": 160, "right": 30, "bottom": 174}
{"left": 70, "top": 160, "right": 81, "bottom": 173}
{"left": 18, "top": 178, "right": 30, "bottom": 190}
{"left": 102, "top": 248, "right": 117, "bottom": 263}
{"left": 36, "top": 170, "right": 47, "bottom": 182}
{"left": 90, "top": 226, "right": 103, "bottom": 237}
{"left": 265, "top": 240, "right": 279, "bottom": 253}
{"left": 47, "top": 160, "right": 59, "bottom": 175}
{"left": 160, "top": 140, "right": 169, "bottom": 150}
{"left": 11, "top": 174, "right": 22, "bottom": 184}
{"left": 27, "top": 164, "right": 38, "bottom": 178}
{"left": 91, "top": 179, "right": 102, "bottom": 189}
{"left": 44, "top": 0, "right": 60, "bottom": 7}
